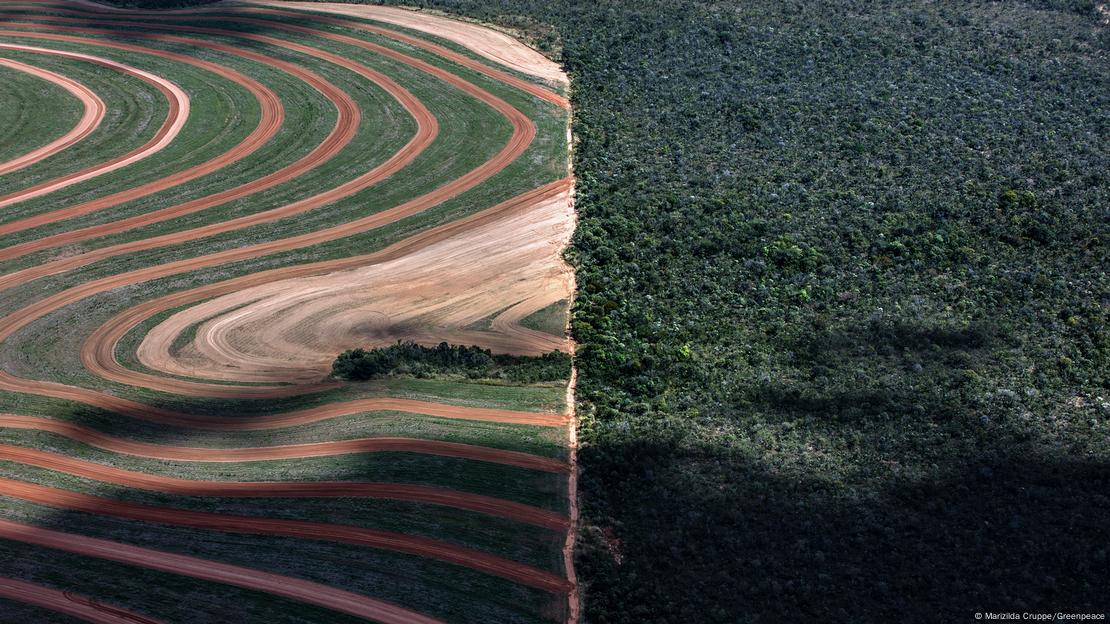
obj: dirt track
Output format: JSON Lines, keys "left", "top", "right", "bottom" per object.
{"left": 0, "top": 576, "right": 165, "bottom": 623}
{"left": 0, "top": 40, "right": 189, "bottom": 214}
{"left": 0, "top": 2, "right": 577, "bottom": 620}
{"left": 0, "top": 413, "right": 568, "bottom": 472}
{"left": 0, "top": 477, "right": 571, "bottom": 592}
{"left": 0, "top": 518, "right": 446, "bottom": 624}
{"left": 0, "top": 443, "right": 568, "bottom": 528}
{"left": 0, "top": 56, "right": 104, "bottom": 176}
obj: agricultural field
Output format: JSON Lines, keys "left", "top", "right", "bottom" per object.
{"left": 0, "top": 1, "right": 577, "bottom": 622}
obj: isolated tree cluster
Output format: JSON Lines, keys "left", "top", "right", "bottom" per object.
{"left": 333, "top": 340, "right": 571, "bottom": 383}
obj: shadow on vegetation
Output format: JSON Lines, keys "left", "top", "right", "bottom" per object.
{"left": 1, "top": 387, "right": 570, "bottom": 624}
{"left": 578, "top": 436, "right": 1110, "bottom": 623}
{"left": 577, "top": 317, "right": 1109, "bottom": 621}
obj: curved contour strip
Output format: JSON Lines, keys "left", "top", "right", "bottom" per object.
{"left": 0, "top": 42, "right": 189, "bottom": 213}
{"left": 0, "top": 56, "right": 105, "bottom": 176}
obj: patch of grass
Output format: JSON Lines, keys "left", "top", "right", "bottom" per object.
{"left": 0, "top": 399, "right": 567, "bottom": 456}
{"left": 0, "top": 460, "right": 566, "bottom": 570}
{"left": 519, "top": 299, "right": 569, "bottom": 337}
{"left": 0, "top": 537, "right": 379, "bottom": 624}
{"left": 0, "top": 46, "right": 167, "bottom": 203}
{"left": 0, "top": 428, "right": 566, "bottom": 510}
{"left": 0, "top": 498, "right": 561, "bottom": 624}
{"left": 0, "top": 62, "right": 83, "bottom": 165}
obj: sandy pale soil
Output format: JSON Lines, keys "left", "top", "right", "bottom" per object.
{"left": 139, "top": 188, "right": 574, "bottom": 384}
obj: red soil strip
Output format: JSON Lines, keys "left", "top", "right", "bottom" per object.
{"left": 563, "top": 369, "right": 581, "bottom": 622}
{"left": 0, "top": 41, "right": 188, "bottom": 214}
{"left": 0, "top": 414, "right": 569, "bottom": 473}
{"left": 22, "top": 1, "right": 568, "bottom": 102}
{"left": 0, "top": 57, "right": 104, "bottom": 176}
{"left": 0, "top": 477, "right": 573, "bottom": 592}
{"left": 0, "top": 518, "right": 446, "bottom": 624}
{"left": 0, "top": 30, "right": 280, "bottom": 244}
{"left": 0, "top": 575, "right": 164, "bottom": 624}
{"left": 0, "top": 25, "right": 337, "bottom": 262}
{"left": 194, "top": 5, "right": 568, "bottom": 109}
{"left": 0, "top": 17, "right": 433, "bottom": 281}
{"left": 177, "top": 397, "right": 568, "bottom": 429}
{"left": 0, "top": 443, "right": 569, "bottom": 530}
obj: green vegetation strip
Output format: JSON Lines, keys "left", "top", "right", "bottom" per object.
{"left": 0, "top": 427, "right": 567, "bottom": 510}
{"left": 0, "top": 47, "right": 167, "bottom": 202}
{"left": 519, "top": 299, "right": 569, "bottom": 337}
{"left": 0, "top": 61, "right": 83, "bottom": 165}
{"left": 0, "top": 536, "right": 374, "bottom": 624}
{"left": 0, "top": 402, "right": 566, "bottom": 456}
{"left": 0, "top": 499, "right": 558, "bottom": 624}
{"left": 0, "top": 460, "right": 565, "bottom": 570}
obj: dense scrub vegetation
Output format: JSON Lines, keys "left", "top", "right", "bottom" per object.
{"left": 112, "top": 0, "right": 1109, "bottom": 621}
{"left": 333, "top": 341, "right": 571, "bottom": 383}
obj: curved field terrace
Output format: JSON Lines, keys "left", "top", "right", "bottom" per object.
{"left": 0, "top": 2, "right": 577, "bottom": 622}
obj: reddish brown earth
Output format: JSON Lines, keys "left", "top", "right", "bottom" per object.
{"left": 0, "top": 443, "right": 569, "bottom": 528}
{"left": 0, "top": 2, "right": 578, "bottom": 620}
{"left": 0, "top": 477, "right": 572, "bottom": 592}
{"left": 0, "top": 56, "right": 104, "bottom": 176}
{"left": 0, "top": 40, "right": 190, "bottom": 214}
{"left": 245, "top": 1, "right": 568, "bottom": 89}
{"left": 0, "top": 518, "right": 446, "bottom": 624}
{"left": 0, "top": 576, "right": 165, "bottom": 624}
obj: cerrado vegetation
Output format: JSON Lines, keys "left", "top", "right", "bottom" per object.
{"left": 333, "top": 341, "right": 572, "bottom": 383}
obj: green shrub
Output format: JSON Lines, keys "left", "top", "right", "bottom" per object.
{"left": 332, "top": 341, "right": 571, "bottom": 383}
